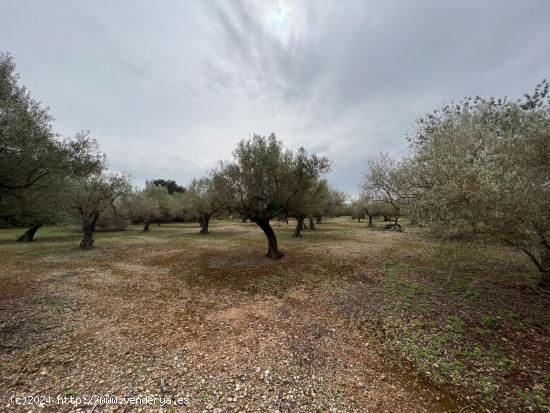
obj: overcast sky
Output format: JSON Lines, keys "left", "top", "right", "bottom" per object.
{"left": 1, "top": 1, "right": 549, "bottom": 194}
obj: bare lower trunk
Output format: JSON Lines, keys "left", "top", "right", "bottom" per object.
{"left": 257, "top": 219, "right": 284, "bottom": 259}
{"left": 293, "top": 217, "right": 304, "bottom": 237}
{"left": 368, "top": 215, "right": 373, "bottom": 227}
{"left": 199, "top": 213, "right": 210, "bottom": 234}
{"left": 540, "top": 250, "right": 550, "bottom": 288}
{"left": 358, "top": 217, "right": 361, "bottom": 223}
{"left": 309, "top": 217, "right": 316, "bottom": 231}
{"left": 80, "top": 213, "right": 99, "bottom": 249}
{"left": 143, "top": 221, "right": 150, "bottom": 232}
{"left": 17, "top": 223, "right": 42, "bottom": 242}
{"left": 316, "top": 216, "right": 322, "bottom": 224}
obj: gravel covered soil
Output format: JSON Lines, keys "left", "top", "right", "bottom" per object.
{"left": 0, "top": 220, "right": 547, "bottom": 412}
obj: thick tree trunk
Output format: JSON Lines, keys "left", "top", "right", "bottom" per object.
{"left": 257, "top": 219, "right": 284, "bottom": 259}
{"left": 316, "top": 216, "right": 322, "bottom": 224}
{"left": 80, "top": 213, "right": 99, "bottom": 249}
{"left": 358, "top": 217, "right": 361, "bottom": 223}
{"left": 368, "top": 215, "right": 373, "bottom": 227}
{"left": 309, "top": 217, "right": 316, "bottom": 231}
{"left": 17, "top": 223, "right": 42, "bottom": 242}
{"left": 143, "top": 221, "right": 150, "bottom": 232}
{"left": 293, "top": 217, "right": 304, "bottom": 237}
{"left": 199, "top": 213, "right": 210, "bottom": 234}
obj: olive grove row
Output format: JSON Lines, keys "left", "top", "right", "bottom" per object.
{"left": 1, "top": 52, "right": 548, "bottom": 288}
{"left": 0, "top": 53, "right": 345, "bottom": 258}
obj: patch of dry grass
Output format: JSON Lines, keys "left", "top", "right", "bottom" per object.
{"left": 0, "top": 219, "right": 548, "bottom": 412}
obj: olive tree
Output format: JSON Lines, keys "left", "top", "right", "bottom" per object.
{"left": 1, "top": 54, "right": 104, "bottom": 240}
{"left": 71, "top": 173, "right": 131, "bottom": 249}
{"left": 361, "top": 153, "right": 406, "bottom": 218}
{"left": 124, "top": 183, "right": 170, "bottom": 232}
{"left": 213, "top": 134, "right": 329, "bottom": 258}
{"left": 403, "top": 81, "right": 550, "bottom": 288}
{"left": 183, "top": 177, "right": 223, "bottom": 234}
{"left": 307, "top": 181, "right": 346, "bottom": 229}
{"left": 286, "top": 150, "right": 331, "bottom": 238}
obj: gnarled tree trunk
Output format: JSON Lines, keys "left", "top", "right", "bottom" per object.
{"left": 80, "top": 212, "right": 99, "bottom": 249}
{"left": 257, "top": 218, "right": 284, "bottom": 259}
{"left": 309, "top": 217, "right": 316, "bottom": 231}
{"left": 293, "top": 217, "right": 304, "bottom": 237}
{"left": 368, "top": 215, "right": 373, "bottom": 227}
{"left": 199, "top": 213, "right": 210, "bottom": 234}
{"left": 17, "top": 223, "right": 42, "bottom": 242}
{"left": 143, "top": 221, "right": 150, "bottom": 232}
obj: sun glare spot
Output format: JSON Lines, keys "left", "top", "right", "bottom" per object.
{"left": 270, "top": 5, "right": 289, "bottom": 31}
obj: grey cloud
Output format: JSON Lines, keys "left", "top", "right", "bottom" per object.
{"left": 1, "top": 0, "right": 549, "bottom": 194}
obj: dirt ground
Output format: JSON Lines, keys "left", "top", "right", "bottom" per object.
{"left": 0, "top": 219, "right": 548, "bottom": 412}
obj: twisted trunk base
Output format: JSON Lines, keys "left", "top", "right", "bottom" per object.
{"left": 17, "top": 223, "right": 42, "bottom": 242}
{"left": 257, "top": 219, "right": 284, "bottom": 259}
{"left": 293, "top": 217, "right": 304, "bottom": 238}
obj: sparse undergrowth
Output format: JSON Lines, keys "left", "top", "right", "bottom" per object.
{"left": 0, "top": 219, "right": 548, "bottom": 412}
{"left": 334, "top": 234, "right": 549, "bottom": 412}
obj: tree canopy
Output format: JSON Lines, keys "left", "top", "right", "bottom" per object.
{"left": 213, "top": 134, "right": 330, "bottom": 258}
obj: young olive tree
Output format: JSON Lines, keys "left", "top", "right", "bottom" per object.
{"left": 213, "top": 134, "right": 329, "bottom": 258}
{"left": 361, "top": 153, "right": 406, "bottom": 220}
{"left": 286, "top": 150, "right": 331, "bottom": 238}
{"left": 403, "top": 81, "right": 550, "bottom": 288}
{"left": 124, "top": 183, "right": 170, "bottom": 232}
{"left": 307, "top": 181, "right": 346, "bottom": 229}
{"left": 349, "top": 198, "right": 367, "bottom": 223}
{"left": 183, "top": 177, "right": 223, "bottom": 234}
{"left": 71, "top": 173, "right": 131, "bottom": 249}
